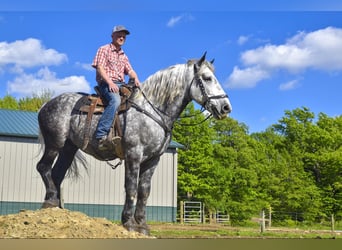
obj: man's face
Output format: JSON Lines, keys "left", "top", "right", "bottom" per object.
{"left": 112, "top": 31, "right": 127, "bottom": 46}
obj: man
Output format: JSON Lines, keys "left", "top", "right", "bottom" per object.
{"left": 92, "top": 25, "right": 140, "bottom": 149}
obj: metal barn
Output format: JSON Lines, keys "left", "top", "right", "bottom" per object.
{"left": 0, "top": 109, "right": 181, "bottom": 222}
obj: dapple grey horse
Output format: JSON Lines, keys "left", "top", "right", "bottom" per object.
{"left": 36, "top": 53, "right": 232, "bottom": 235}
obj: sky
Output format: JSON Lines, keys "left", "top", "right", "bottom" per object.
{"left": 1, "top": 1, "right": 342, "bottom": 133}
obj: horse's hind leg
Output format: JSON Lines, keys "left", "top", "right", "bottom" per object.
{"left": 37, "top": 139, "right": 78, "bottom": 208}
{"left": 36, "top": 147, "right": 60, "bottom": 208}
{"left": 51, "top": 139, "right": 79, "bottom": 206}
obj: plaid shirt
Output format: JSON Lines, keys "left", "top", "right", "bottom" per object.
{"left": 92, "top": 43, "right": 132, "bottom": 83}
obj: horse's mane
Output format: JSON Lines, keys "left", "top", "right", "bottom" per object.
{"left": 141, "top": 59, "right": 214, "bottom": 106}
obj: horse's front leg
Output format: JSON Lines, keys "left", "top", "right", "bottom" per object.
{"left": 134, "top": 162, "right": 158, "bottom": 235}
{"left": 121, "top": 160, "right": 140, "bottom": 232}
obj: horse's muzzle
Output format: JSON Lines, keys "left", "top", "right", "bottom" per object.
{"left": 222, "top": 103, "right": 232, "bottom": 114}
{"left": 209, "top": 99, "right": 232, "bottom": 119}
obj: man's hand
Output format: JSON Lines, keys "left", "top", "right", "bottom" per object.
{"left": 108, "top": 82, "right": 119, "bottom": 93}
{"left": 128, "top": 69, "right": 141, "bottom": 87}
{"left": 134, "top": 78, "right": 140, "bottom": 87}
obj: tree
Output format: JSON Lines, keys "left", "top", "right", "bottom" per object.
{"left": 271, "top": 107, "right": 339, "bottom": 222}
{"left": 173, "top": 103, "right": 216, "bottom": 205}
{"left": 18, "top": 90, "right": 53, "bottom": 111}
{"left": 173, "top": 104, "right": 341, "bottom": 224}
{"left": 0, "top": 91, "right": 53, "bottom": 112}
{"left": 0, "top": 95, "right": 19, "bottom": 110}
{"left": 211, "top": 118, "right": 264, "bottom": 223}
{"left": 306, "top": 113, "right": 342, "bottom": 220}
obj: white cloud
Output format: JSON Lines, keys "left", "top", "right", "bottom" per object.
{"left": 0, "top": 38, "right": 67, "bottom": 68}
{"left": 279, "top": 79, "right": 301, "bottom": 91}
{"left": 226, "top": 66, "right": 270, "bottom": 89}
{"left": 167, "top": 16, "right": 182, "bottom": 27}
{"left": 241, "top": 44, "right": 311, "bottom": 72}
{"left": 226, "top": 26, "right": 342, "bottom": 88}
{"left": 7, "top": 67, "right": 91, "bottom": 97}
{"left": 0, "top": 38, "right": 91, "bottom": 98}
{"left": 167, "top": 13, "right": 194, "bottom": 27}
{"left": 237, "top": 35, "right": 249, "bottom": 45}
{"left": 75, "top": 61, "right": 93, "bottom": 71}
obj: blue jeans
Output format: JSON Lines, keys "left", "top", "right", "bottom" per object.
{"left": 95, "top": 82, "right": 121, "bottom": 139}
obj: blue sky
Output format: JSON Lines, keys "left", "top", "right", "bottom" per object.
{"left": 1, "top": 1, "right": 342, "bottom": 133}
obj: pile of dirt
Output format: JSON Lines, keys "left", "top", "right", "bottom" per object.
{"left": 0, "top": 208, "right": 150, "bottom": 239}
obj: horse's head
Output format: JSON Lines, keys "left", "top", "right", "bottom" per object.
{"left": 189, "top": 52, "right": 232, "bottom": 119}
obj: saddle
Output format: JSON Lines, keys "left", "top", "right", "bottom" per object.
{"left": 76, "top": 83, "right": 136, "bottom": 157}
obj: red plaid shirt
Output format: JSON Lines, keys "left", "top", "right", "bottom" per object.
{"left": 92, "top": 43, "right": 132, "bottom": 83}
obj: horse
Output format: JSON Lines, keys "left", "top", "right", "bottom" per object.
{"left": 36, "top": 52, "right": 232, "bottom": 235}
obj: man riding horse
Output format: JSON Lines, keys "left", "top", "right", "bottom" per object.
{"left": 37, "top": 50, "right": 232, "bottom": 235}
{"left": 92, "top": 25, "right": 140, "bottom": 150}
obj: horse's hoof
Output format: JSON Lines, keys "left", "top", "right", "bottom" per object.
{"left": 41, "top": 200, "right": 60, "bottom": 208}
{"left": 136, "top": 224, "right": 150, "bottom": 236}
{"left": 123, "top": 222, "right": 136, "bottom": 232}
{"left": 122, "top": 217, "right": 150, "bottom": 235}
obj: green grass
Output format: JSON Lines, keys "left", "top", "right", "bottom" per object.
{"left": 149, "top": 223, "right": 341, "bottom": 239}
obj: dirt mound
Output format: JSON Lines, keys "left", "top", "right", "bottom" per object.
{"left": 0, "top": 208, "right": 150, "bottom": 238}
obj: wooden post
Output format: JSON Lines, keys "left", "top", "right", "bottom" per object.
{"left": 260, "top": 210, "right": 265, "bottom": 233}
{"left": 331, "top": 213, "right": 335, "bottom": 232}
{"left": 268, "top": 206, "right": 272, "bottom": 228}
{"left": 180, "top": 201, "right": 184, "bottom": 224}
{"left": 202, "top": 203, "right": 205, "bottom": 224}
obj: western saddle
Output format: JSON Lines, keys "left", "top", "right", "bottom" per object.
{"left": 76, "top": 82, "right": 136, "bottom": 158}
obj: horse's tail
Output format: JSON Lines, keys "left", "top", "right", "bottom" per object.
{"left": 37, "top": 129, "right": 88, "bottom": 180}
{"left": 68, "top": 150, "right": 88, "bottom": 180}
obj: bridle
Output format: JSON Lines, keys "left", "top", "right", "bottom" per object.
{"left": 190, "top": 65, "right": 228, "bottom": 112}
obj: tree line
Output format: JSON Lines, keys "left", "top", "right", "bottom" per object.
{"left": 0, "top": 91, "right": 52, "bottom": 111}
{"left": 173, "top": 103, "right": 341, "bottom": 226}
{"left": 1, "top": 94, "right": 341, "bottom": 225}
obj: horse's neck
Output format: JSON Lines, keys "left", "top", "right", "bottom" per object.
{"left": 140, "top": 65, "right": 192, "bottom": 122}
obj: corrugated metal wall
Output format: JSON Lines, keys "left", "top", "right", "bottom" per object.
{"left": 0, "top": 136, "right": 178, "bottom": 222}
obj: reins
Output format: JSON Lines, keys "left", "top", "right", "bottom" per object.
{"left": 176, "top": 104, "right": 213, "bottom": 126}
{"left": 127, "top": 87, "right": 172, "bottom": 136}
{"left": 130, "top": 83, "right": 212, "bottom": 131}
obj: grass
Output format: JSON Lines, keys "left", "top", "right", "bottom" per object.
{"left": 149, "top": 223, "right": 341, "bottom": 239}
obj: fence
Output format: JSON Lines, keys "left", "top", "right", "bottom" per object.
{"left": 179, "top": 201, "right": 230, "bottom": 224}
{"left": 216, "top": 211, "right": 229, "bottom": 223}
{"left": 181, "top": 201, "right": 203, "bottom": 223}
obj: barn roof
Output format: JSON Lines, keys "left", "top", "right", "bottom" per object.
{"left": 0, "top": 109, "right": 184, "bottom": 148}
{"left": 168, "top": 140, "right": 185, "bottom": 149}
{"left": 0, "top": 109, "right": 38, "bottom": 138}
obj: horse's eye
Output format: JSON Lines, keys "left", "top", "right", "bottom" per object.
{"left": 203, "top": 76, "right": 212, "bottom": 82}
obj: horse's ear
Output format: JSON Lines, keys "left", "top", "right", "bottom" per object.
{"left": 210, "top": 59, "right": 215, "bottom": 64}
{"left": 198, "top": 51, "right": 207, "bottom": 66}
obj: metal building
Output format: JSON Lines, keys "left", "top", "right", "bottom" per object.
{"left": 0, "top": 109, "right": 181, "bottom": 222}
